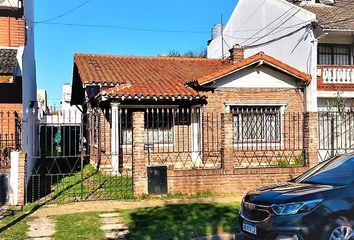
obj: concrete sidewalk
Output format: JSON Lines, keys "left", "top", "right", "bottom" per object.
{"left": 32, "top": 196, "right": 242, "bottom": 217}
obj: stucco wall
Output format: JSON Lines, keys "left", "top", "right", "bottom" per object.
{"left": 207, "top": 0, "right": 316, "bottom": 74}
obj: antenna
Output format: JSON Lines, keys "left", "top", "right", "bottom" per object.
{"left": 221, "top": 14, "right": 224, "bottom": 60}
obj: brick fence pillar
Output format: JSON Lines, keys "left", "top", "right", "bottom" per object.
{"left": 10, "top": 151, "right": 26, "bottom": 206}
{"left": 303, "top": 112, "right": 318, "bottom": 167}
{"left": 18, "top": 151, "right": 26, "bottom": 206}
{"left": 132, "top": 111, "right": 146, "bottom": 195}
{"left": 223, "top": 113, "right": 234, "bottom": 171}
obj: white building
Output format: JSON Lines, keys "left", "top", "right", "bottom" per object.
{"left": 207, "top": 0, "right": 354, "bottom": 112}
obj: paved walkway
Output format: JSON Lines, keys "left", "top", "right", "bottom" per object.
{"left": 99, "top": 212, "right": 129, "bottom": 240}
{"left": 26, "top": 216, "right": 56, "bottom": 239}
{"left": 33, "top": 196, "right": 242, "bottom": 217}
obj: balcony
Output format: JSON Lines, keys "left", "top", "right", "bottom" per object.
{"left": 317, "top": 65, "right": 354, "bottom": 91}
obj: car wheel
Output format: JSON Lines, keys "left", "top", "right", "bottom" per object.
{"left": 323, "top": 217, "right": 354, "bottom": 240}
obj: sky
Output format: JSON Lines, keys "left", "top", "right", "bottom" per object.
{"left": 34, "top": 0, "right": 237, "bottom": 106}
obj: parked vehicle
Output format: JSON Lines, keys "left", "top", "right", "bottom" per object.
{"left": 239, "top": 154, "right": 354, "bottom": 240}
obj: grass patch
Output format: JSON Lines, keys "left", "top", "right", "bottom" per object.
{"left": 138, "top": 190, "right": 214, "bottom": 201}
{"left": 0, "top": 204, "right": 39, "bottom": 240}
{"left": 50, "top": 164, "right": 133, "bottom": 203}
{"left": 121, "top": 202, "right": 240, "bottom": 240}
{"left": 53, "top": 212, "right": 105, "bottom": 240}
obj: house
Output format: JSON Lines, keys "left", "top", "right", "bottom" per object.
{"left": 0, "top": 0, "right": 37, "bottom": 205}
{"left": 207, "top": 0, "right": 354, "bottom": 111}
{"left": 207, "top": 0, "right": 354, "bottom": 162}
{"left": 70, "top": 46, "right": 316, "bottom": 195}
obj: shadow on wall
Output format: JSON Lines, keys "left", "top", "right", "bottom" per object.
{"left": 124, "top": 203, "right": 240, "bottom": 239}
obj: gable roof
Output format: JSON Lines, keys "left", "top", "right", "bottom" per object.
{"left": 0, "top": 48, "right": 17, "bottom": 75}
{"left": 74, "top": 53, "right": 231, "bottom": 100}
{"left": 297, "top": 0, "right": 354, "bottom": 30}
{"left": 186, "top": 52, "right": 312, "bottom": 86}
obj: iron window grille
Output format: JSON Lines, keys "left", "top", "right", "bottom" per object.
{"left": 232, "top": 106, "right": 282, "bottom": 144}
{"left": 119, "top": 108, "right": 176, "bottom": 145}
{"left": 318, "top": 44, "right": 352, "bottom": 65}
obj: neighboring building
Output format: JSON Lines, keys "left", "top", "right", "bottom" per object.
{"left": 70, "top": 49, "right": 315, "bottom": 195}
{"left": 0, "top": 0, "right": 37, "bottom": 205}
{"left": 207, "top": 0, "right": 354, "bottom": 112}
{"left": 37, "top": 89, "right": 48, "bottom": 118}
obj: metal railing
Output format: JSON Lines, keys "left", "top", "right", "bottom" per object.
{"left": 318, "top": 111, "right": 354, "bottom": 161}
{"left": 137, "top": 107, "right": 223, "bottom": 170}
{"left": 0, "top": 111, "right": 21, "bottom": 169}
{"left": 232, "top": 108, "right": 305, "bottom": 168}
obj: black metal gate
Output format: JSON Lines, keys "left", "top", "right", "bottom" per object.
{"left": 27, "top": 109, "right": 133, "bottom": 204}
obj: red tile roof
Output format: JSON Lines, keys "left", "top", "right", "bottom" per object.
{"left": 74, "top": 52, "right": 311, "bottom": 100}
{"left": 188, "top": 52, "right": 312, "bottom": 86}
{"left": 74, "top": 54, "right": 231, "bottom": 99}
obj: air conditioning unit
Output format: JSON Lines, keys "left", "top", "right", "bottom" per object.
{"left": 0, "top": 0, "right": 21, "bottom": 9}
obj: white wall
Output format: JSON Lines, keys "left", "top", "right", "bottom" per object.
{"left": 22, "top": 0, "right": 37, "bottom": 184}
{"left": 208, "top": 0, "right": 316, "bottom": 74}
{"left": 211, "top": 65, "right": 301, "bottom": 89}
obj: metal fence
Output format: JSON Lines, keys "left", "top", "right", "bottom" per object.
{"left": 0, "top": 111, "right": 21, "bottom": 169}
{"left": 27, "top": 109, "right": 133, "bottom": 204}
{"left": 318, "top": 111, "right": 354, "bottom": 162}
{"left": 232, "top": 108, "right": 305, "bottom": 168}
{"left": 144, "top": 107, "right": 223, "bottom": 170}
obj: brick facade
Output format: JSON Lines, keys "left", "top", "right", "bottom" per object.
{"left": 203, "top": 88, "right": 305, "bottom": 114}
{"left": 0, "top": 16, "right": 25, "bottom": 47}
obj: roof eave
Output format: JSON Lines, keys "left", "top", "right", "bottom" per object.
{"left": 198, "top": 59, "right": 311, "bottom": 86}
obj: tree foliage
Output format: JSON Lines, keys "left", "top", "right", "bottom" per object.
{"left": 168, "top": 49, "right": 207, "bottom": 58}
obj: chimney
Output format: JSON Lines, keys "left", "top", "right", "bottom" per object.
{"left": 229, "top": 44, "right": 244, "bottom": 64}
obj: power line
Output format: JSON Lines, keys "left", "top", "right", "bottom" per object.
{"left": 244, "top": 24, "right": 311, "bottom": 49}
{"left": 39, "top": 0, "right": 95, "bottom": 23}
{"left": 244, "top": 5, "right": 304, "bottom": 47}
{"left": 31, "top": 21, "right": 212, "bottom": 34}
{"left": 240, "top": 5, "right": 298, "bottom": 46}
{"left": 223, "top": 20, "right": 312, "bottom": 40}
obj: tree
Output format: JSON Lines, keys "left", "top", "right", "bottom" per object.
{"left": 167, "top": 49, "right": 207, "bottom": 58}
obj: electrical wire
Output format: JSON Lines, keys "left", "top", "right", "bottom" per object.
{"left": 240, "top": 5, "right": 298, "bottom": 46}
{"left": 244, "top": 6, "right": 304, "bottom": 47}
{"left": 244, "top": 24, "right": 311, "bottom": 49}
{"left": 39, "top": 0, "right": 95, "bottom": 23}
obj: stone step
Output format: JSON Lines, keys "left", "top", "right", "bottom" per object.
{"left": 99, "top": 213, "right": 121, "bottom": 218}
{"left": 101, "top": 223, "right": 128, "bottom": 231}
{"left": 105, "top": 230, "right": 130, "bottom": 240}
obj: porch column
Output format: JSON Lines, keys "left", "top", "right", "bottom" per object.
{"left": 191, "top": 106, "right": 202, "bottom": 167}
{"left": 111, "top": 102, "right": 120, "bottom": 174}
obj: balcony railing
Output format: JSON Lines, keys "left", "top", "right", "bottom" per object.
{"left": 318, "top": 66, "right": 354, "bottom": 84}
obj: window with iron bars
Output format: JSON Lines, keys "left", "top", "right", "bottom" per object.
{"left": 318, "top": 44, "right": 352, "bottom": 65}
{"left": 232, "top": 106, "right": 282, "bottom": 144}
{"left": 120, "top": 108, "right": 177, "bottom": 145}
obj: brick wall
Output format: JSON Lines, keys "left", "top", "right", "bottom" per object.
{"left": 0, "top": 16, "right": 25, "bottom": 47}
{"left": 0, "top": 103, "right": 22, "bottom": 148}
{"left": 129, "top": 107, "right": 316, "bottom": 196}
{"left": 203, "top": 88, "right": 305, "bottom": 114}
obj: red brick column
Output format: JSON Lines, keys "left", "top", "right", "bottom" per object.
{"left": 223, "top": 113, "right": 234, "bottom": 171}
{"left": 303, "top": 112, "right": 318, "bottom": 168}
{"left": 132, "top": 111, "right": 146, "bottom": 195}
{"left": 18, "top": 151, "right": 27, "bottom": 206}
